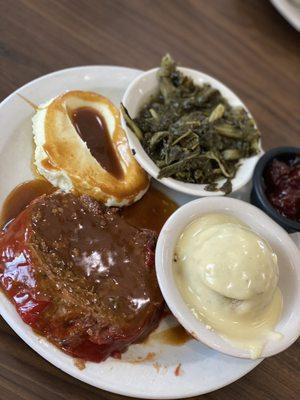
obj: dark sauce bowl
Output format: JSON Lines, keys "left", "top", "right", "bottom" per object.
{"left": 251, "top": 146, "right": 300, "bottom": 233}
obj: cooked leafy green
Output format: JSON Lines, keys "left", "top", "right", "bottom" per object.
{"left": 122, "top": 54, "right": 260, "bottom": 194}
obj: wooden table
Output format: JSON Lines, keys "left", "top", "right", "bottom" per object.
{"left": 0, "top": 1, "right": 299, "bottom": 399}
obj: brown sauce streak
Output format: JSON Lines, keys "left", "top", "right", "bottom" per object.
{"left": 174, "top": 363, "right": 183, "bottom": 376}
{"left": 17, "top": 94, "right": 38, "bottom": 110}
{"left": 149, "top": 325, "right": 192, "bottom": 346}
{"left": 0, "top": 180, "right": 55, "bottom": 228}
{"left": 71, "top": 107, "right": 124, "bottom": 179}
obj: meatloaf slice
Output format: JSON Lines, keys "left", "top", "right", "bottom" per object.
{"left": 0, "top": 192, "right": 164, "bottom": 362}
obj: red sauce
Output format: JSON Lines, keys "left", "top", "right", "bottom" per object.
{"left": 71, "top": 107, "right": 124, "bottom": 179}
{"left": 264, "top": 157, "right": 300, "bottom": 221}
{"left": 0, "top": 181, "right": 178, "bottom": 361}
{"left": 0, "top": 192, "right": 163, "bottom": 362}
{"left": 0, "top": 209, "right": 51, "bottom": 326}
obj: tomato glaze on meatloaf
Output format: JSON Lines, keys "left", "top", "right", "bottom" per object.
{"left": 0, "top": 192, "right": 164, "bottom": 362}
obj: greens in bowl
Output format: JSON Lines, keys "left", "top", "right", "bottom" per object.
{"left": 122, "top": 55, "right": 260, "bottom": 194}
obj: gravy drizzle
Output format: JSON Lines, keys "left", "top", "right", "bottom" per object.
{"left": 71, "top": 107, "right": 124, "bottom": 179}
{"left": 17, "top": 94, "right": 38, "bottom": 110}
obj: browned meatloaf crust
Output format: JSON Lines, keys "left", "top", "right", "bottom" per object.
{"left": 0, "top": 192, "right": 164, "bottom": 362}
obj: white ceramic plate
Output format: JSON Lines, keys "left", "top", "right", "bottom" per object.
{"left": 0, "top": 66, "right": 262, "bottom": 399}
{"left": 270, "top": 0, "right": 300, "bottom": 31}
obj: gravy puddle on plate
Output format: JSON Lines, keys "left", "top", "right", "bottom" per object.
{"left": 0, "top": 179, "right": 55, "bottom": 228}
{"left": 146, "top": 324, "right": 192, "bottom": 346}
{"left": 121, "top": 185, "right": 177, "bottom": 233}
{"left": 0, "top": 180, "right": 177, "bottom": 234}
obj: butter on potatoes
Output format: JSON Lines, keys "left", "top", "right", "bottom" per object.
{"left": 33, "top": 91, "right": 149, "bottom": 206}
{"left": 174, "top": 213, "right": 282, "bottom": 359}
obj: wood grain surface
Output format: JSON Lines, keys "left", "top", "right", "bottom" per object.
{"left": 0, "top": 0, "right": 299, "bottom": 399}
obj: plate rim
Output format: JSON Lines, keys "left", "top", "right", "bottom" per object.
{"left": 270, "top": 0, "right": 300, "bottom": 31}
{"left": 0, "top": 64, "right": 142, "bottom": 107}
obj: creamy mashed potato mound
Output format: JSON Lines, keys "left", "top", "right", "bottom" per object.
{"left": 174, "top": 213, "right": 282, "bottom": 358}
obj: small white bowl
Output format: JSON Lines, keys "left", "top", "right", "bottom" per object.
{"left": 121, "top": 67, "right": 263, "bottom": 197}
{"left": 155, "top": 197, "right": 300, "bottom": 359}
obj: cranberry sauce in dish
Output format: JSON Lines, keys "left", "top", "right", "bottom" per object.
{"left": 264, "top": 157, "right": 300, "bottom": 221}
{"left": 0, "top": 192, "right": 164, "bottom": 362}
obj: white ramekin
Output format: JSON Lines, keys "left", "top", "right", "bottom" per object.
{"left": 155, "top": 197, "right": 300, "bottom": 359}
{"left": 121, "top": 67, "right": 263, "bottom": 197}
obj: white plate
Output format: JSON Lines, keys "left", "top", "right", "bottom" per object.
{"left": 0, "top": 66, "right": 262, "bottom": 399}
{"left": 270, "top": 0, "right": 300, "bottom": 31}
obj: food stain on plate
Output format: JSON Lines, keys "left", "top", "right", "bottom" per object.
{"left": 152, "top": 362, "right": 168, "bottom": 375}
{"left": 174, "top": 363, "right": 183, "bottom": 376}
{"left": 152, "top": 361, "right": 161, "bottom": 373}
{"left": 146, "top": 324, "right": 192, "bottom": 346}
{"left": 17, "top": 94, "right": 38, "bottom": 110}
{"left": 125, "top": 352, "right": 157, "bottom": 364}
{"left": 74, "top": 358, "right": 86, "bottom": 371}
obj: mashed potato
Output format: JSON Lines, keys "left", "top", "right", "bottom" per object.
{"left": 33, "top": 91, "right": 149, "bottom": 206}
{"left": 174, "top": 213, "right": 282, "bottom": 358}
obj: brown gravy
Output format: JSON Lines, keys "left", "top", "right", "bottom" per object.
{"left": 71, "top": 107, "right": 124, "bottom": 180}
{"left": 121, "top": 186, "right": 178, "bottom": 234}
{"left": 148, "top": 325, "right": 192, "bottom": 346}
{"left": 0, "top": 181, "right": 177, "bottom": 234}
{"left": 0, "top": 179, "right": 55, "bottom": 228}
